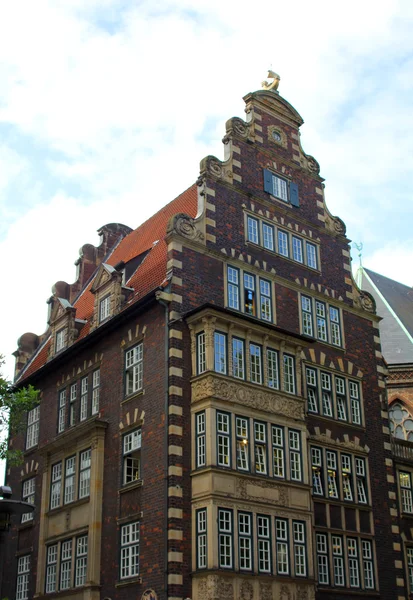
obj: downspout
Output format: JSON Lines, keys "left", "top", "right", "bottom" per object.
{"left": 158, "top": 296, "right": 170, "bottom": 600}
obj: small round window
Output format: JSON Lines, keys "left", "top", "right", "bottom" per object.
{"left": 272, "top": 130, "right": 282, "bottom": 142}
{"left": 389, "top": 402, "right": 413, "bottom": 441}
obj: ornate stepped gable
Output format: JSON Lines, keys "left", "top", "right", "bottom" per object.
{"left": 14, "top": 187, "right": 198, "bottom": 382}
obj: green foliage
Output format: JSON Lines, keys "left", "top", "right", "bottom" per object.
{"left": 0, "top": 355, "right": 39, "bottom": 466}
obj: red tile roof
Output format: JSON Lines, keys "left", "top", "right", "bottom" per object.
{"left": 18, "top": 184, "right": 198, "bottom": 382}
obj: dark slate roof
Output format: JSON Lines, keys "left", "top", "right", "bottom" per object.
{"left": 360, "top": 268, "right": 413, "bottom": 364}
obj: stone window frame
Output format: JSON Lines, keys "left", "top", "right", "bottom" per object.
{"left": 44, "top": 534, "right": 88, "bottom": 594}
{"left": 315, "top": 531, "right": 376, "bottom": 591}
{"left": 48, "top": 446, "right": 92, "bottom": 511}
{"left": 245, "top": 211, "right": 320, "bottom": 272}
{"left": 310, "top": 446, "right": 370, "bottom": 506}
{"left": 299, "top": 294, "right": 344, "bottom": 349}
{"left": 304, "top": 364, "right": 363, "bottom": 427}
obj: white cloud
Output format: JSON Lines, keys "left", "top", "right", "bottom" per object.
{"left": 362, "top": 243, "right": 413, "bottom": 287}
{"left": 1, "top": 0, "right": 413, "bottom": 383}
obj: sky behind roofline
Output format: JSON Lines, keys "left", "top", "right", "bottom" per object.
{"left": 1, "top": 0, "right": 413, "bottom": 389}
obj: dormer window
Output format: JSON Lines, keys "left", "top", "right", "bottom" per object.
{"left": 55, "top": 327, "right": 67, "bottom": 353}
{"left": 99, "top": 295, "right": 111, "bottom": 323}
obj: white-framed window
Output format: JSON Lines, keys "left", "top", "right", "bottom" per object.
{"left": 311, "top": 447, "right": 369, "bottom": 505}
{"left": 292, "top": 236, "right": 303, "bottom": 263}
{"left": 311, "top": 447, "right": 324, "bottom": 496}
{"left": 227, "top": 266, "right": 240, "bottom": 310}
{"left": 250, "top": 343, "right": 262, "bottom": 384}
{"left": 362, "top": 540, "right": 374, "bottom": 589}
{"left": 347, "top": 538, "right": 360, "bottom": 588}
{"left": 326, "top": 450, "right": 338, "bottom": 499}
{"left": 342, "top": 454, "right": 353, "bottom": 501}
{"left": 50, "top": 462, "right": 62, "bottom": 509}
{"left": 272, "top": 425, "right": 285, "bottom": 478}
{"left": 45, "top": 544, "right": 58, "bottom": 593}
{"left": 80, "top": 376, "right": 88, "bottom": 421}
{"left": 45, "top": 536, "right": 88, "bottom": 594}
{"left": 26, "top": 406, "right": 40, "bottom": 449}
{"left": 247, "top": 216, "right": 259, "bottom": 244}
{"left": 275, "top": 518, "right": 289, "bottom": 574}
{"left": 263, "top": 168, "right": 299, "bottom": 206}
{"left": 278, "top": 230, "right": 289, "bottom": 257}
{"left": 79, "top": 449, "right": 91, "bottom": 499}
{"left": 125, "top": 343, "right": 143, "bottom": 396}
{"left": 60, "top": 540, "right": 72, "bottom": 590}
{"left": 306, "top": 241, "right": 318, "bottom": 269}
{"left": 263, "top": 222, "right": 274, "bottom": 251}
{"left": 257, "top": 515, "right": 271, "bottom": 573}
{"left": 301, "top": 295, "right": 343, "bottom": 347}
{"left": 55, "top": 327, "right": 67, "bottom": 353}
{"left": 214, "top": 332, "right": 227, "bottom": 374}
{"left": 226, "top": 265, "right": 274, "bottom": 322}
{"left": 99, "top": 294, "right": 111, "bottom": 322}
{"left": 236, "top": 416, "right": 249, "bottom": 471}
{"left": 197, "top": 332, "right": 206, "bottom": 374}
{"left": 217, "top": 412, "right": 231, "bottom": 467}
{"left": 123, "top": 428, "right": 141, "bottom": 485}
{"left": 58, "top": 389, "right": 66, "bottom": 433}
{"left": 120, "top": 522, "right": 140, "bottom": 579}
{"left": 254, "top": 421, "right": 267, "bottom": 475}
{"left": 267, "top": 348, "right": 279, "bottom": 389}
{"left": 69, "top": 383, "right": 77, "bottom": 427}
{"left": 196, "top": 412, "right": 206, "bottom": 468}
{"left": 316, "top": 533, "right": 329, "bottom": 585}
{"left": 272, "top": 174, "right": 288, "bottom": 201}
{"left": 64, "top": 456, "right": 76, "bottom": 504}
{"left": 293, "top": 521, "right": 306, "bottom": 576}
{"left": 75, "top": 535, "right": 88, "bottom": 587}
{"left": 16, "top": 555, "right": 30, "bottom": 600}
{"left": 283, "top": 354, "right": 295, "bottom": 394}
{"left": 232, "top": 338, "right": 245, "bottom": 379}
{"left": 238, "top": 512, "right": 252, "bottom": 571}
{"left": 218, "top": 509, "right": 233, "bottom": 568}
{"left": 197, "top": 509, "right": 207, "bottom": 569}
{"left": 332, "top": 535, "right": 345, "bottom": 586}
{"left": 356, "top": 457, "right": 367, "bottom": 504}
{"left": 91, "top": 369, "right": 100, "bottom": 415}
{"left": 289, "top": 430, "right": 302, "bottom": 481}
{"left": 305, "top": 367, "right": 362, "bottom": 425}
{"left": 21, "top": 478, "right": 35, "bottom": 523}
{"left": 317, "top": 533, "right": 375, "bottom": 590}
{"left": 400, "top": 471, "right": 413, "bottom": 513}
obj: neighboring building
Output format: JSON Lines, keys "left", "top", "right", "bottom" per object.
{"left": 358, "top": 266, "right": 413, "bottom": 595}
{"left": 2, "top": 79, "right": 405, "bottom": 600}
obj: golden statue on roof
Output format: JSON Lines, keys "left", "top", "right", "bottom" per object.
{"left": 262, "top": 70, "right": 280, "bottom": 92}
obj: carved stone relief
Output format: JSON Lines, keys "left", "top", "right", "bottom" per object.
{"left": 240, "top": 580, "right": 253, "bottom": 600}
{"left": 260, "top": 581, "right": 273, "bottom": 600}
{"left": 167, "top": 213, "right": 204, "bottom": 242}
{"left": 192, "top": 375, "right": 304, "bottom": 420}
{"left": 353, "top": 290, "right": 376, "bottom": 314}
{"left": 236, "top": 477, "right": 289, "bottom": 506}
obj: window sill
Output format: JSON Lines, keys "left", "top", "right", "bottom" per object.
{"left": 307, "top": 412, "right": 365, "bottom": 431}
{"left": 312, "top": 497, "right": 372, "bottom": 510}
{"left": 18, "top": 520, "right": 35, "bottom": 531}
{"left": 24, "top": 446, "right": 39, "bottom": 457}
{"left": 115, "top": 576, "right": 142, "bottom": 587}
{"left": 119, "top": 479, "right": 143, "bottom": 494}
{"left": 46, "top": 496, "right": 90, "bottom": 516}
{"left": 245, "top": 241, "right": 320, "bottom": 273}
{"left": 122, "top": 390, "right": 145, "bottom": 405}
{"left": 317, "top": 588, "right": 378, "bottom": 596}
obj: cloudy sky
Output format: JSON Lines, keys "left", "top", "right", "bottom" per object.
{"left": 1, "top": 0, "right": 413, "bottom": 385}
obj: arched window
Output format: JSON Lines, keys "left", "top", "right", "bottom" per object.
{"left": 389, "top": 402, "right": 413, "bottom": 441}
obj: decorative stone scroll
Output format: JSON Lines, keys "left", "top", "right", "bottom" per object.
{"left": 236, "top": 477, "right": 289, "bottom": 506}
{"left": 355, "top": 290, "right": 376, "bottom": 313}
{"left": 166, "top": 213, "right": 204, "bottom": 242}
{"left": 199, "top": 155, "right": 234, "bottom": 184}
{"left": 306, "top": 155, "right": 320, "bottom": 174}
{"left": 226, "top": 116, "right": 250, "bottom": 138}
{"left": 325, "top": 214, "right": 347, "bottom": 236}
{"left": 191, "top": 374, "right": 304, "bottom": 420}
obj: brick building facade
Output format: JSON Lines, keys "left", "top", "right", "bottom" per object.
{"left": 2, "top": 80, "right": 407, "bottom": 599}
